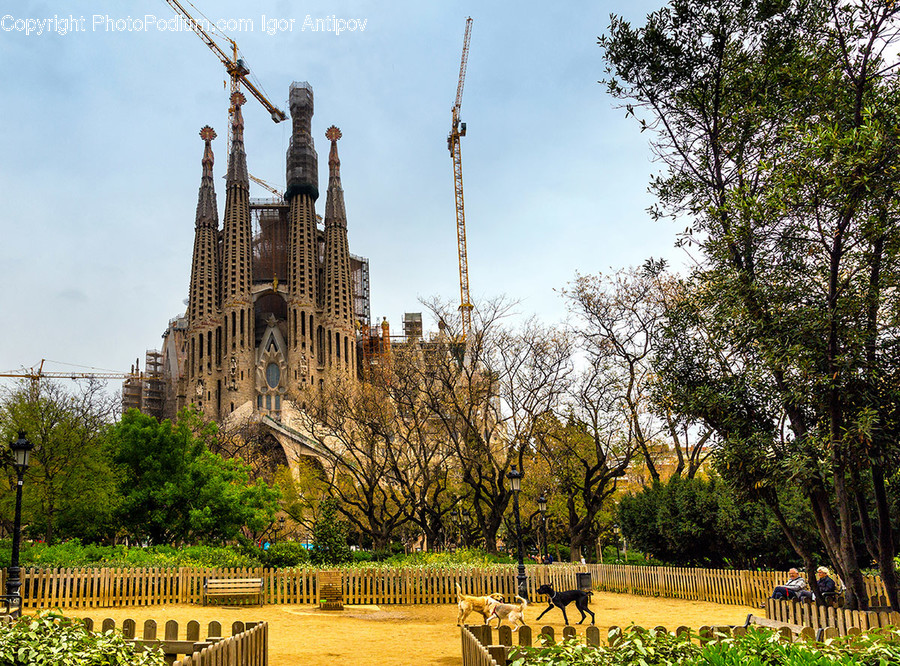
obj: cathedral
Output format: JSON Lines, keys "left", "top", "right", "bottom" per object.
{"left": 124, "top": 82, "right": 370, "bottom": 457}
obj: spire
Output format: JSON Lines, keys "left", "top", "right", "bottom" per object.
{"left": 324, "top": 125, "right": 346, "bottom": 226}
{"left": 195, "top": 126, "right": 218, "bottom": 229}
{"left": 226, "top": 91, "right": 249, "bottom": 187}
{"left": 188, "top": 125, "right": 221, "bottom": 327}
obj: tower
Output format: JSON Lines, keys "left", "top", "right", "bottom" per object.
{"left": 322, "top": 126, "right": 356, "bottom": 379}
{"left": 186, "top": 125, "right": 221, "bottom": 418}
{"left": 285, "top": 82, "right": 320, "bottom": 389}
{"left": 220, "top": 91, "right": 255, "bottom": 413}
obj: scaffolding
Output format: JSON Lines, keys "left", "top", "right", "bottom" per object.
{"left": 351, "top": 254, "right": 371, "bottom": 331}
{"left": 120, "top": 350, "right": 165, "bottom": 419}
{"left": 403, "top": 312, "right": 423, "bottom": 341}
{"left": 250, "top": 199, "right": 289, "bottom": 284}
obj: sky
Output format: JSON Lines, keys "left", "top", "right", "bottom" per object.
{"left": 0, "top": 0, "right": 681, "bottom": 381}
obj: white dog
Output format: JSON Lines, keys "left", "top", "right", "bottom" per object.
{"left": 485, "top": 595, "right": 528, "bottom": 631}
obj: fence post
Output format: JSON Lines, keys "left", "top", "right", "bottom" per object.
{"left": 741, "top": 570, "right": 752, "bottom": 607}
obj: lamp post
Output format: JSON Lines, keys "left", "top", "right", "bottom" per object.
{"left": 278, "top": 516, "right": 285, "bottom": 544}
{"left": 507, "top": 465, "right": 527, "bottom": 600}
{"left": 613, "top": 524, "right": 621, "bottom": 562}
{"left": 537, "top": 493, "right": 547, "bottom": 564}
{"left": 6, "top": 431, "right": 32, "bottom": 617}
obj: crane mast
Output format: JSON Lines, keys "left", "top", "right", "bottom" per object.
{"left": 448, "top": 17, "right": 474, "bottom": 338}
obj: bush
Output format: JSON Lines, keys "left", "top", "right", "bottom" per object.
{"left": 382, "top": 548, "right": 514, "bottom": 566}
{"left": 0, "top": 611, "right": 165, "bottom": 665}
{"left": 508, "top": 626, "right": 900, "bottom": 665}
{"left": 262, "top": 541, "right": 311, "bottom": 568}
{"left": 0, "top": 540, "right": 265, "bottom": 569}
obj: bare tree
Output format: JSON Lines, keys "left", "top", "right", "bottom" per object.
{"left": 565, "top": 262, "right": 712, "bottom": 482}
{"left": 417, "top": 297, "right": 573, "bottom": 553}
{"left": 536, "top": 359, "right": 634, "bottom": 561}
{"left": 291, "top": 377, "right": 413, "bottom": 551}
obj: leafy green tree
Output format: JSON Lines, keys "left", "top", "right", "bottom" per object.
{"left": 0, "top": 379, "right": 119, "bottom": 543}
{"left": 311, "top": 498, "right": 351, "bottom": 565}
{"left": 602, "top": 0, "right": 900, "bottom": 609}
{"left": 619, "top": 474, "right": 810, "bottom": 568}
{"left": 109, "top": 408, "right": 279, "bottom": 545}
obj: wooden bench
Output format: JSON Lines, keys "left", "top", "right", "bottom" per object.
{"left": 202, "top": 578, "right": 264, "bottom": 606}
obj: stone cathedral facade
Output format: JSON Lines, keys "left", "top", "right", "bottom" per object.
{"left": 127, "top": 82, "right": 366, "bottom": 446}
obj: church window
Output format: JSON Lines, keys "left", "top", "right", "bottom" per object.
{"left": 266, "top": 363, "right": 280, "bottom": 389}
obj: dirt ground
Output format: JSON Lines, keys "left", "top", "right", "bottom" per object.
{"left": 61, "top": 593, "right": 756, "bottom": 666}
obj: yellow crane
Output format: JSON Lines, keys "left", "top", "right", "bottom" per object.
{"left": 0, "top": 359, "right": 131, "bottom": 383}
{"left": 162, "top": 0, "right": 286, "bottom": 147}
{"left": 248, "top": 174, "right": 284, "bottom": 199}
{"left": 448, "top": 18, "right": 474, "bottom": 338}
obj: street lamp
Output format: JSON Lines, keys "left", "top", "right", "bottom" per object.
{"left": 277, "top": 516, "right": 285, "bottom": 544}
{"left": 537, "top": 493, "right": 547, "bottom": 564}
{"left": 6, "top": 431, "right": 32, "bottom": 617}
{"left": 507, "top": 465, "right": 527, "bottom": 600}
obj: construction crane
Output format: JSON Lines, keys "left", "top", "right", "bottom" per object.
{"left": 0, "top": 359, "right": 131, "bottom": 383}
{"left": 448, "top": 17, "right": 474, "bottom": 338}
{"left": 162, "top": 0, "right": 286, "bottom": 148}
{"left": 249, "top": 174, "right": 284, "bottom": 199}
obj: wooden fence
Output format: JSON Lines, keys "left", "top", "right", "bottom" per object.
{"left": 79, "top": 617, "right": 265, "bottom": 664}
{"left": 0, "top": 564, "right": 889, "bottom": 610}
{"left": 461, "top": 625, "right": 503, "bottom": 666}
{"left": 465, "top": 621, "right": 900, "bottom": 666}
{"left": 765, "top": 598, "right": 900, "bottom": 637}
{"left": 174, "top": 621, "right": 266, "bottom": 666}
{"left": 591, "top": 564, "right": 888, "bottom": 609}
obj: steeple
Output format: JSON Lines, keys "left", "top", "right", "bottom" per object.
{"left": 322, "top": 125, "right": 355, "bottom": 377}
{"left": 286, "top": 83, "right": 320, "bottom": 387}
{"left": 195, "top": 126, "right": 218, "bottom": 229}
{"left": 188, "top": 125, "right": 220, "bottom": 326}
{"left": 220, "top": 90, "right": 254, "bottom": 408}
{"left": 186, "top": 125, "right": 223, "bottom": 419}
{"left": 226, "top": 91, "right": 249, "bottom": 187}
{"left": 222, "top": 91, "right": 253, "bottom": 306}
{"left": 324, "top": 125, "right": 346, "bottom": 225}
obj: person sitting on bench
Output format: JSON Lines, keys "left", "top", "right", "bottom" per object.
{"left": 798, "top": 566, "right": 836, "bottom": 603}
{"left": 771, "top": 568, "right": 807, "bottom": 600}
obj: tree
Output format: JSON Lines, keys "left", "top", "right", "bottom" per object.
{"left": 416, "top": 298, "right": 573, "bottom": 553}
{"left": 0, "top": 379, "right": 119, "bottom": 544}
{"left": 602, "top": 0, "right": 900, "bottom": 608}
{"left": 311, "top": 497, "right": 351, "bottom": 565}
{"left": 292, "top": 377, "right": 415, "bottom": 552}
{"left": 109, "top": 409, "right": 279, "bottom": 545}
{"left": 536, "top": 372, "right": 633, "bottom": 562}
{"left": 619, "top": 474, "right": 813, "bottom": 568}
{"left": 565, "top": 262, "right": 713, "bottom": 481}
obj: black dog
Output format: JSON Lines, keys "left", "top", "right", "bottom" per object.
{"left": 534, "top": 584, "right": 595, "bottom": 625}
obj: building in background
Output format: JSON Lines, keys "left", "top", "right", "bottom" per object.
{"left": 126, "top": 82, "right": 369, "bottom": 467}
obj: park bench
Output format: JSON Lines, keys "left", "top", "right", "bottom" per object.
{"left": 202, "top": 577, "right": 264, "bottom": 606}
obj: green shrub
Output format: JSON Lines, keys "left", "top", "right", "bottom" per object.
{"left": 352, "top": 550, "right": 375, "bottom": 563}
{"left": 262, "top": 542, "right": 311, "bottom": 568}
{"left": 0, "top": 611, "right": 165, "bottom": 665}
{"left": 0, "top": 540, "right": 265, "bottom": 569}
{"left": 508, "top": 626, "right": 900, "bottom": 665}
